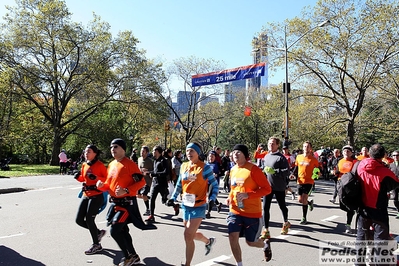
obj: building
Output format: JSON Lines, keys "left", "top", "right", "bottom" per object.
{"left": 249, "top": 32, "right": 269, "bottom": 92}
{"left": 175, "top": 90, "right": 200, "bottom": 115}
{"left": 198, "top": 92, "right": 219, "bottom": 107}
{"left": 224, "top": 79, "right": 246, "bottom": 103}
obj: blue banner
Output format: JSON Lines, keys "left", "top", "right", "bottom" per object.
{"left": 191, "top": 62, "right": 265, "bottom": 87}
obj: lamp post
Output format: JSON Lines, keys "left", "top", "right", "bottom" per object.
{"left": 282, "top": 20, "right": 331, "bottom": 139}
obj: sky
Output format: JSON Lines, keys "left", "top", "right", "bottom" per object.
{"left": 0, "top": 0, "right": 320, "bottom": 89}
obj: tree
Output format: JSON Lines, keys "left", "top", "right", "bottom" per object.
{"left": 261, "top": 0, "right": 399, "bottom": 147}
{"left": 0, "top": 0, "right": 165, "bottom": 164}
{"left": 156, "top": 56, "right": 225, "bottom": 145}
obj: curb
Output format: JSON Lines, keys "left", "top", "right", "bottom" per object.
{"left": 0, "top": 187, "right": 28, "bottom": 194}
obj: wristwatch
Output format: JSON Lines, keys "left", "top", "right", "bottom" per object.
{"left": 124, "top": 188, "right": 129, "bottom": 194}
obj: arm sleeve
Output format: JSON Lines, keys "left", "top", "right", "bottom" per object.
{"left": 171, "top": 175, "right": 183, "bottom": 201}
{"left": 248, "top": 166, "right": 272, "bottom": 199}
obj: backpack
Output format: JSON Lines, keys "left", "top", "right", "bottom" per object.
{"left": 337, "top": 161, "right": 362, "bottom": 212}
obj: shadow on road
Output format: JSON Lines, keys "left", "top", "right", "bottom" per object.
{"left": 0, "top": 245, "right": 45, "bottom": 265}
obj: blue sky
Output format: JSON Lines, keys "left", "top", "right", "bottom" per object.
{"left": 1, "top": 0, "right": 319, "bottom": 87}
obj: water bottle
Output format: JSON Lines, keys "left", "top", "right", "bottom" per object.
{"left": 237, "top": 185, "right": 245, "bottom": 209}
{"left": 238, "top": 199, "right": 244, "bottom": 209}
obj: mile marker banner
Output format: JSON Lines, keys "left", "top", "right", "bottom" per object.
{"left": 191, "top": 62, "right": 265, "bottom": 87}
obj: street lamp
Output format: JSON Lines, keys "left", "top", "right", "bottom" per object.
{"left": 282, "top": 20, "right": 331, "bottom": 139}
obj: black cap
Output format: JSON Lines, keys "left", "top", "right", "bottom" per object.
{"left": 86, "top": 144, "right": 99, "bottom": 154}
{"left": 111, "top": 138, "right": 126, "bottom": 151}
{"left": 233, "top": 144, "right": 249, "bottom": 158}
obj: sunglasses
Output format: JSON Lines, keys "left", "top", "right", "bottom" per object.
{"left": 110, "top": 145, "right": 119, "bottom": 149}
{"left": 392, "top": 154, "right": 399, "bottom": 157}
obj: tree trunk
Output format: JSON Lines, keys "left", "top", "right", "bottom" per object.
{"left": 347, "top": 120, "right": 355, "bottom": 147}
{"left": 49, "top": 130, "right": 63, "bottom": 166}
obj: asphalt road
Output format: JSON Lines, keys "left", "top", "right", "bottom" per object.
{"left": 1, "top": 175, "right": 399, "bottom": 266}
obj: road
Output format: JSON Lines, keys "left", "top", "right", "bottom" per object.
{"left": 1, "top": 175, "right": 399, "bottom": 266}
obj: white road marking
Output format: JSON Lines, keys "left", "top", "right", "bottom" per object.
{"left": 275, "top": 229, "right": 301, "bottom": 239}
{"left": 0, "top": 233, "right": 24, "bottom": 239}
{"left": 29, "top": 187, "right": 63, "bottom": 192}
{"left": 194, "top": 255, "right": 232, "bottom": 266}
{"left": 321, "top": 215, "right": 340, "bottom": 222}
{"left": 69, "top": 186, "right": 82, "bottom": 190}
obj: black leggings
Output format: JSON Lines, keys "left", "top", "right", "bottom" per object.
{"left": 76, "top": 194, "right": 104, "bottom": 244}
{"left": 263, "top": 190, "right": 288, "bottom": 228}
{"left": 111, "top": 222, "right": 136, "bottom": 258}
{"left": 149, "top": 185, "right": 168, "bottom": 216}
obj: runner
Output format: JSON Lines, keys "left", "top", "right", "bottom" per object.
{"left": 290, "top": 141, "right": 320, "bottom": 224}
{"left": 167, "top": 142, "right": 218, "bottom": 266}
{"left": 75, "top": 144, "right": 108, "bottom": 255}
{"left": 227, "top": 144, "right": 272, "bottom": 265}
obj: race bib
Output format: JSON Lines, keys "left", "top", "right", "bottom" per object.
{"left": 182, "top": 193, "right": 196, "bottom": 207}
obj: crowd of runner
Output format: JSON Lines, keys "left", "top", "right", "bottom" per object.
{"left": 72, "top": 138, "right": 399, "bottom": 266}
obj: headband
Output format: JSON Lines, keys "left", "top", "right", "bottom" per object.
{"left": 186, "top": 143, "right": 201, "bottom": 155}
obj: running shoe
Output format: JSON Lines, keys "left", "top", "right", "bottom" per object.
{"left": 263, "top": 240, "right": 272, "bottom": 262}
{"left": 329, "top": 199, "right": 336, "bottom": 204}
{"left": 281, "top": 221, "right": 291, "bottom": 235}
{"left": 84, "top": 243, "right": 102, "bottom": 255}
{"left": 143, "top": 209, "right": 150, "bottom": 216}
{"left": 396, "top": 213, "right": 399, "bottom": 219}
{"left": 345, "top": 224, "right": 351, "bottom": 234}
{"left": 173, "top": 204, "right": 180, "bottom": 216}
{"left": 145, "top": 215, "right": 155, "bottom": 223}
{"left": 291, "top": 192, "right": 296, "bottom": 200}
{"left": 97, "top": 229, "right": 106, "bottom": 243}
{"left": 119, "top": 254, "right": 141, "bottom": 266}
{"left": 205, "top": 212, "right": 211, "bottom": 219}
{"left": 205, "top": 237, "right": 216, "bottom": 255}
{"left": 217, "top": 203, "right": 222, "bottom": 213}
{"left": 259, "top": 230, "right": 271, "bottom": 240}
{"left": 300, "top": 217, "right": 307, "bottom": 225}
{"left": 308, "top": 199, "right": 314, "bottom": 211}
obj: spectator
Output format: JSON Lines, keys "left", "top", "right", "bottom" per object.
{"left": 171, "top": 150, "right": 182, "bottom": 186}
{"left": 58, "top": 149, "right": 68, "bottom": 175}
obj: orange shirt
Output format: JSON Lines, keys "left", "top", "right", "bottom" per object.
{"left": 254, "top": 150, "right": 268, "bottom": 159}
{"left": 356, "top": 154, "right": 369, "bottom": 161}
{"left": 383, "top": 157, "right": 394, "bottom": 165}
{"left": 337, "top": 158, "right": 357, "bottom": 178}
{"left": 179, "top": 160, "right": 210, "bottom": 207}
{"left": 295, "top": 154, "right": 319, "bottom": 185}
{"left": 76, "top": 160, "right": 108, "bottom": 197}
{"left": 229, "top": 162, "right": 271, "bottom": 218}
{"left": 101, "top": 157, "right": 145, "bottom": 198}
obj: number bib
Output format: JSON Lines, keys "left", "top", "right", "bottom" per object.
{"left": 182, "top": 193, "right": 196, "bottom": 207}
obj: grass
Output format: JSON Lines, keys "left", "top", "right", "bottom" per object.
{"left": 0, "top": 164, "right": 60, "bottom": 178}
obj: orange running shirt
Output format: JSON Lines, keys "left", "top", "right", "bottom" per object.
{"left": 295, "top": 154, "right": 319, "bottom": 185}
